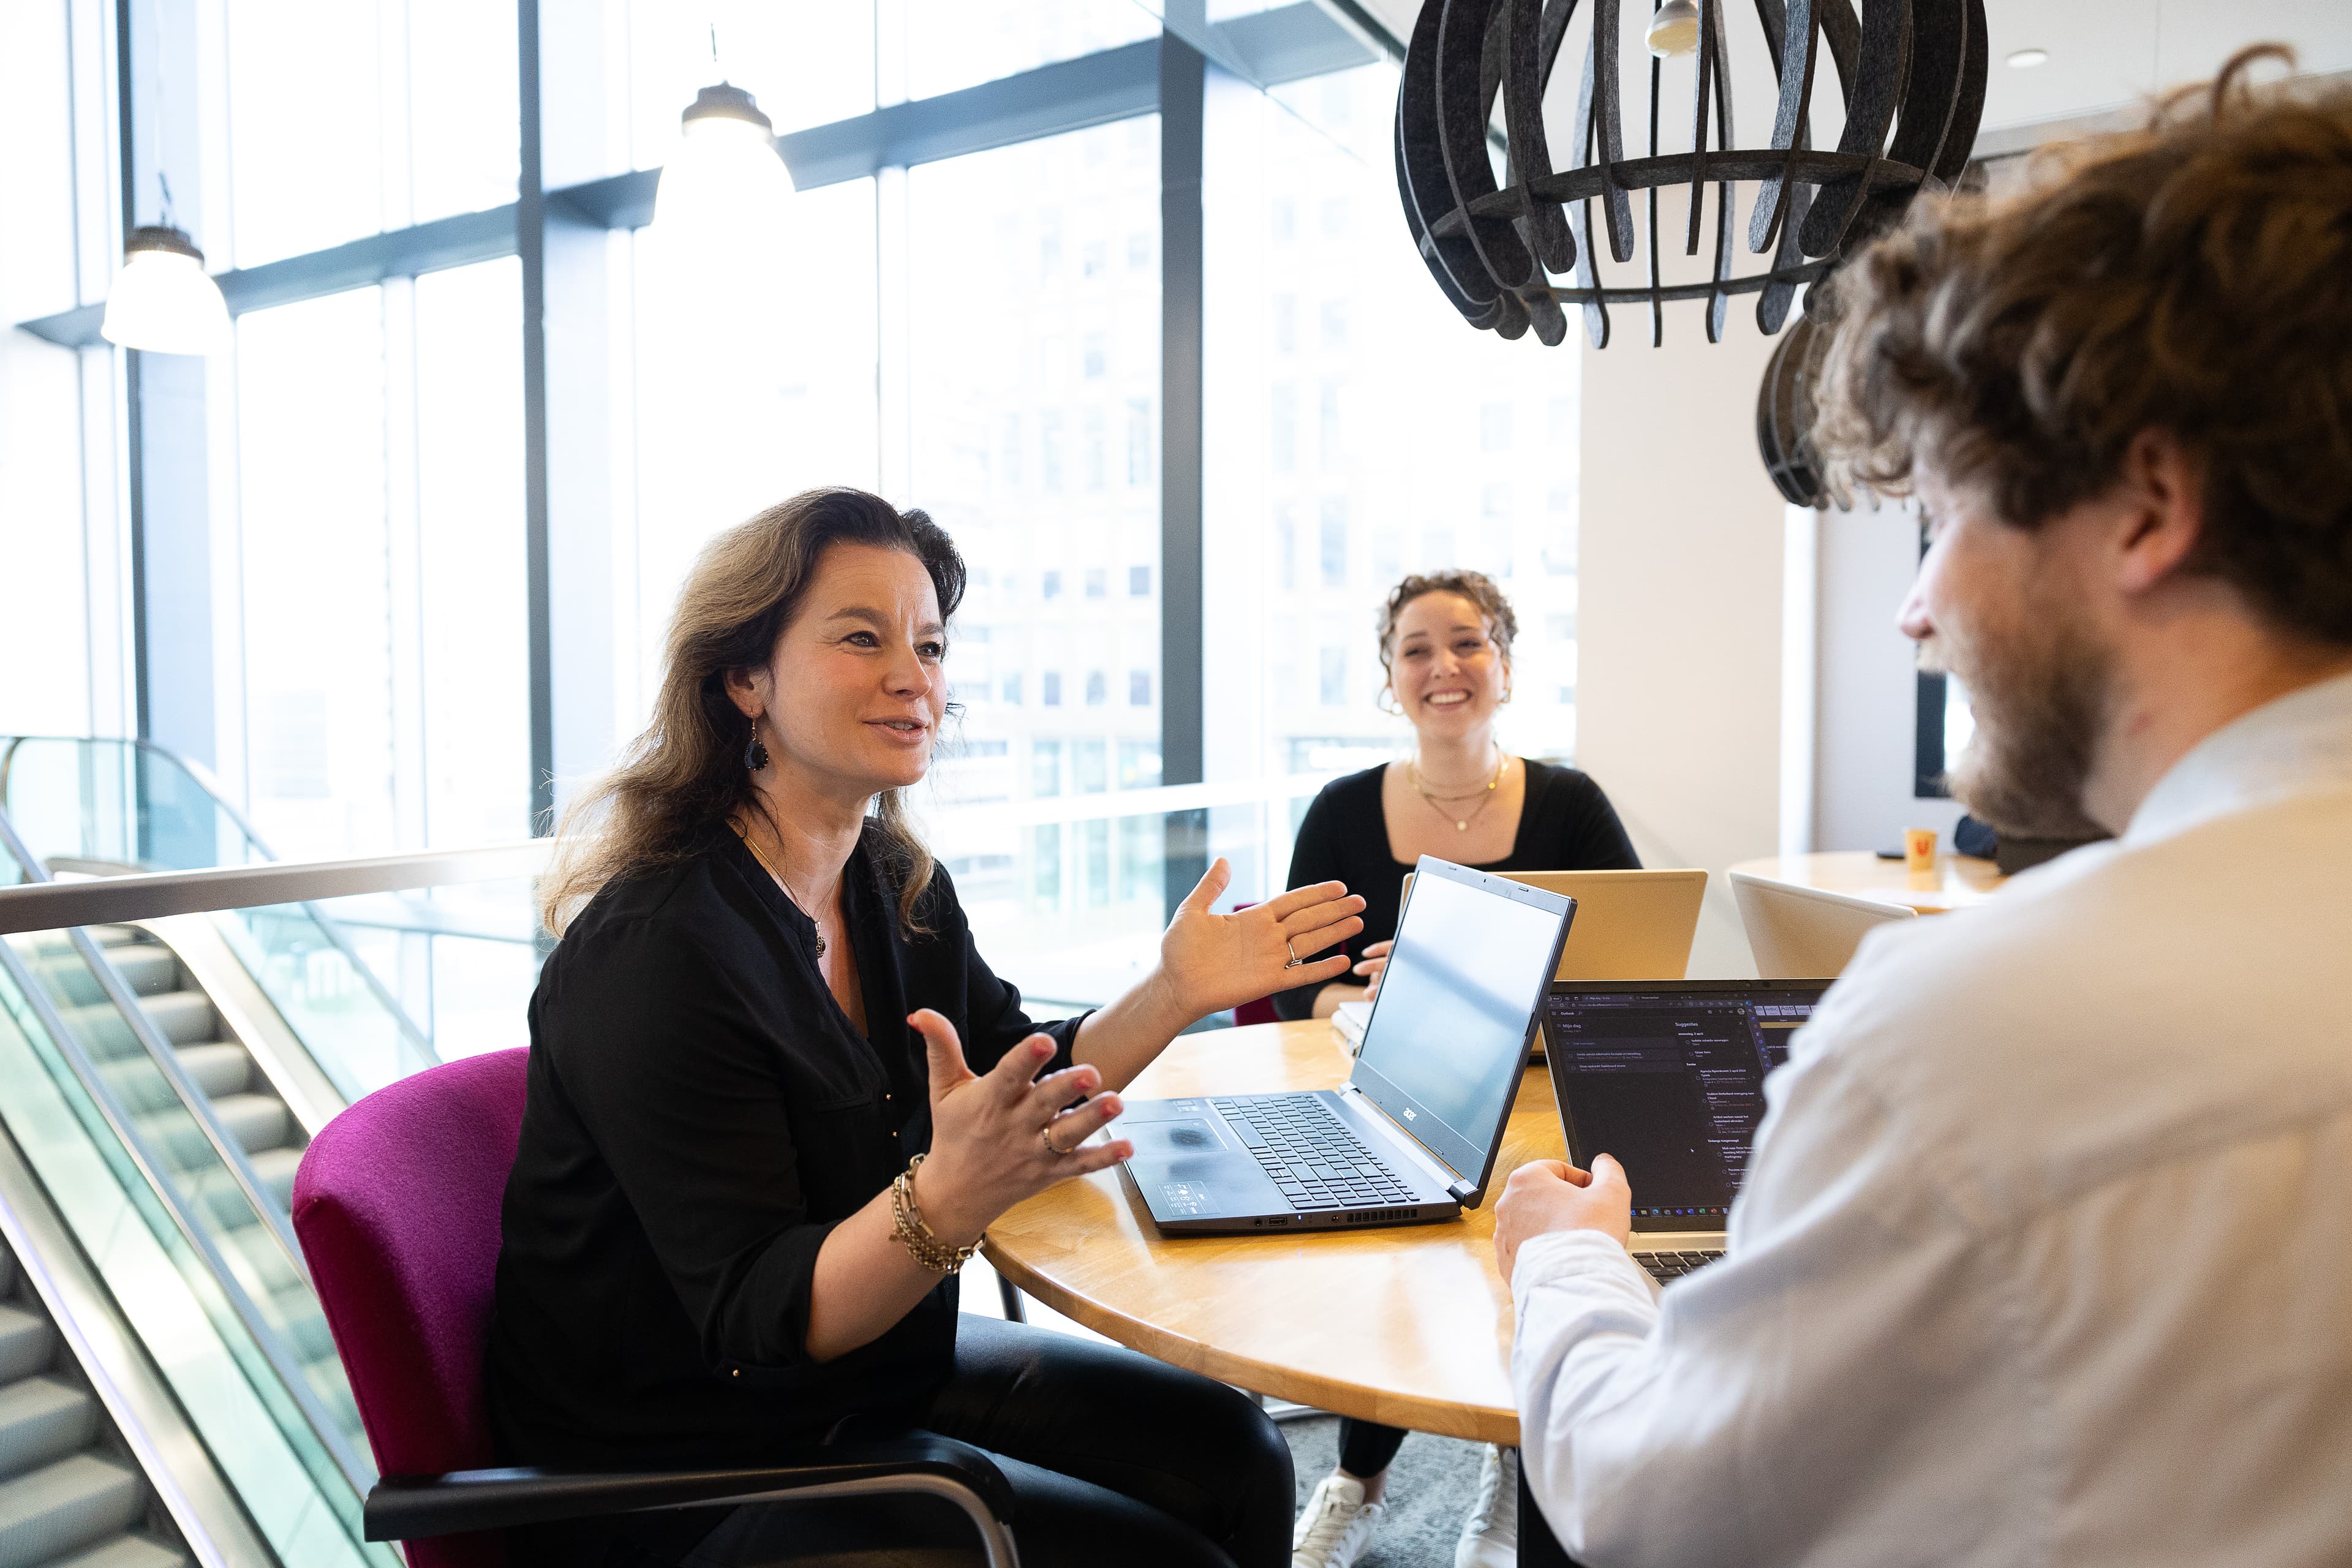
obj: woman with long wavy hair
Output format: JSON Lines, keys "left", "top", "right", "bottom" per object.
{"left": 489, "top": 487, "right": 1365, "bottom": 1567}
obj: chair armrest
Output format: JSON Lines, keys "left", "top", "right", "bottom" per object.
{"left": 364, "top": 1436, "right": 1016, "bottom": 1540}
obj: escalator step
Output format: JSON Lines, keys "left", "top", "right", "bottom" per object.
{"left": 0, "top": 1451, "right": 143, "bottom": 1568}
{"left": 95, "top": 1046, "right": 250, "bottom": 1116}
{"left": 47, "top": 1534, "right": 188, "bottom": 1568}
{"left": 132, "top": 1095, "right": 288, "bottom": 1169}
{"left": 129, "top": 994, "right": 216, "bottom": 1050}
{"left": 171, "top": 1045, "right": 250, "bottom": 1101}
{"left": 249, "top": 1150, "right": 301, "bottom": 1208}
{"left": 0, "top": 1379, "right": 97, "bottom": 1485}
{"left": 25, "top": 950, "right": 178, "bottom": 1008}
{"left": 47, "top": 1534, "right": 189, "bottom": 1568}
{"left": 0, "top": 1310, "right": 51, "bottom": 1387}
{"left": 46, "top": 993, "right": 217, "bottom": 1057}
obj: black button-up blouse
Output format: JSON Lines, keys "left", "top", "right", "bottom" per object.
{"left": 484, "top": 823, "right": 1085, "bottom": 1476}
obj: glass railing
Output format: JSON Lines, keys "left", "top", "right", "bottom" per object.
{"left": 0, "top": 734, "right": 271, "bottom": 874}
{"left": 929, "top": 769, "right": 1344, "bottom": 1012}
{"left": 0, "top": 736, "right": 446, "bottom": 1090}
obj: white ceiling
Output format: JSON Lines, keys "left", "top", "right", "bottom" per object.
{"left": 1349, "top": 0, "right": 2352, "bottom": 134}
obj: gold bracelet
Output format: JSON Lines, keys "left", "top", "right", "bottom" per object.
{"left": 890, "top": 1153, "right": 981, "bottom": 1273}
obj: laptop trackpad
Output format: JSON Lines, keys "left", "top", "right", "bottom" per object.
{"left": 1125, "top": 1117, "right": 1233, "bottom": 1157}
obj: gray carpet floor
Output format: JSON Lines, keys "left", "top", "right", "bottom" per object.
{"left": 1282, "top": 1415, "right": 1490, "bottom": 1567}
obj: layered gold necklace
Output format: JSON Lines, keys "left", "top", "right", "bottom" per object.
{"left": 1409, "top": 744, "right": 1508, "bottom": 832}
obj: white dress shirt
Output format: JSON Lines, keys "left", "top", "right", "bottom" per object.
{"left": 1512, "top": 670, "right": 2352, "bottom": 1568}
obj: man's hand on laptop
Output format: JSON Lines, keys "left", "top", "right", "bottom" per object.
{"left": 1494, "top": 1155, "right": 1633, "bottom": 1286}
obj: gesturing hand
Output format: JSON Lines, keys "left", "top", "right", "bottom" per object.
{"left": 1158, "top": 858, "right": 1366, "bottom": 1016}
{"left": 1352, "top": 939, "right": 1394, "bottom": 997}
{"left": 1492, "top": 1154, "right": 1633, "bottom": 1289}
{"left": 905, "top": 1009, "right": 1133, "bottom": 1248}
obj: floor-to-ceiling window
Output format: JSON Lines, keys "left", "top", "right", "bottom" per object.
{"left": 904, "top": 116, "right": 1164, "bottom": 990}
{"left": 7, "top": 0, "right": 1592, "bottom": 1011}
{"left": 1199, "top": 61, "right": 1582, "bottom": 898}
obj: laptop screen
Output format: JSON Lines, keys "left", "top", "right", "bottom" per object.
{"left": 1352, "top": 861, "right": 1573, "bottom": 1182}
{"left": 1543, "top": 983, "right": 1827, "bottom": 1224}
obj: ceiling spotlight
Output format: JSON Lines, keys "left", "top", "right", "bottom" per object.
{"left": 2007, "top": 48, "right": 2049, "bottom": 68}
{"left": 100, "top": 220, "right": 232, "bottom": 356}
{"left": 1646, "top": 0, "right": 1702, "bottom": 59}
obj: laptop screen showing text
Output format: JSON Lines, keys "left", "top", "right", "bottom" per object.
{"left": 1355, "top": 872, "right": 1566, "bottom": 1171}
{"left": 1544, "top": 987, "right": 1825, "bottom": 1222}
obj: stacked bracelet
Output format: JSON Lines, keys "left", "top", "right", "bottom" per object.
{"left": 890, "top": 1153, "right": 981, "bottom": 1273}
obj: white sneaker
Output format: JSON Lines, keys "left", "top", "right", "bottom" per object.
{"left": 1293, "top": 1472, "right": 1387, "bottom": 1568}
{"left": 1454, "top": 1445, "right": 1519, "bottom": 1568}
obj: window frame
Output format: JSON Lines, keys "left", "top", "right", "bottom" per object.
{"left": 13, "top": 1, "right": 1399, "bottom": 909}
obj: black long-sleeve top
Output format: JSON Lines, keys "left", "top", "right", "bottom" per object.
{"left": 484, "top": 823, "right": 1083, "bottom": 1481}
{"left": 1270, "top": 760, "right": 1641, "bottom": 1021}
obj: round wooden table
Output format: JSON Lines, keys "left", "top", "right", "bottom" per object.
{"left": 983, "top": 1020, "right": 1558, "bottom": 1446}
{"left": 1728, "top": 849, "right": 2002, "bottom": 914}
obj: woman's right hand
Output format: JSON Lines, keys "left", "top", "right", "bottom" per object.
{"left": 1352, "top": 940, "right": 1394, "bottom": 997}
{"left": 905, "top": 1009, "right": 1132, "bottom": 1248}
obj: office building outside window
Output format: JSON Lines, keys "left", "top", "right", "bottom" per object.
{"left": 905, "top": 116, "right": 1164, "bottom": 988}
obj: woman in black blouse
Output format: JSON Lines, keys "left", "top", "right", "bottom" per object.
{"left": 1279, "top": 571, "right": 1637, "bottom": 1568}
{"left": 488, "top": 488, "right": 1365, "bottom": 1568}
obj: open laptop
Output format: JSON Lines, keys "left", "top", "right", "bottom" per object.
{"left": 1542, "top": 979, "right": 1831, "bottom": 1282}
{"left": 1728, "top": 870, "right": 1915, "bottom": 979}
{"left": 1504, "top": 869, "right": 1708, "bottom": 980}
{"left": 1120, "top": 858, "right": 1575, "bottom": 1235}
{"left": 1398, "top": 869, "right": 1707, "bottom": 982}
{"left": 1389, "top": 868, "right": 1709, "bottom": 1063}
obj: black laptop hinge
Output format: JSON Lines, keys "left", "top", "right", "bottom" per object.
{"left": 1448, "top": 1178, "right": 1477, "bottom": 1202}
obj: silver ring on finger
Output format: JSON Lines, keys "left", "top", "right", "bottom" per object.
{"left": 1041, "top": 1125, "right": 1069, "bottom": 1157}
{"left": 1283, "top": 938, "right": 1305, "bottom": 970}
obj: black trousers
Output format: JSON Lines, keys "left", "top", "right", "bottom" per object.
{"left": 670, "top": 1317, "right": 1294, "bottom": 1568}
{"left": 1335, "top": 1418, "right": 1408, "bottom": 1477}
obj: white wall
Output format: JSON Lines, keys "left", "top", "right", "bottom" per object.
{"left": 1577, "top": 307, "right": 1789, "bottom": 979}
{"left": 1811, "top": 502, "right": 1968, "bottom": 855}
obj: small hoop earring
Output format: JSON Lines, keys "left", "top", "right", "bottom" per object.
{"left": 745, "top": 720, "right": 770, "bottom": 772}
{"left": 1378, "top": 687, "right": 1404, "bottom": 718}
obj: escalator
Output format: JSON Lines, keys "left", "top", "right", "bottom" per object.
{"left": 5, "top": 927, "right": 352, "bottom": 1446}
{"left": 1, "top": 1227, "right": 191, "bottom": 1568}
{"left": 0, "top": 737, "right": 551, "bottom": 1566}
{"left": 0, "top": 743, "right": 455, "bottom": 1567}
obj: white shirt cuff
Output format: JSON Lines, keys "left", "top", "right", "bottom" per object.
{"left": 1512, "top": 1227, "right": 1660, "bottom": 1302}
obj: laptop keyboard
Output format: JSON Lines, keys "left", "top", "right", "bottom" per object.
{"left": 1635, "top": 1250, "right": 1725, "bottom": 1283}
{"left": 1208, "top": 1095, "right": 1418, "bottom": 1211}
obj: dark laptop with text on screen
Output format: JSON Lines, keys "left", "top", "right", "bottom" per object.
{"left": 1544, "top": 979, "right": 1831, "bottom": 1283}
{"left": 1119, "top": 859, "right": 1575, "bottom": 1235}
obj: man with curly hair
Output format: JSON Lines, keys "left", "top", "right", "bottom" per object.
{"left": 1494, "top": 48, "right": 2352, "bottom": 1568}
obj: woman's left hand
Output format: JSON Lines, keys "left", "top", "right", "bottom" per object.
{"left": 1158, "top": 859, "right": 1365, "bottom": 1017}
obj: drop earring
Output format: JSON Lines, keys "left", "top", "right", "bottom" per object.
{"left": 745, "top": 720, "right": 770, "bottom": 772}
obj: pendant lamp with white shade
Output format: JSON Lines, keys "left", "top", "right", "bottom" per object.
{"left": 652, "top": 80, "right": 796, "bottom": 255}
{"left": 102, "top": 191, "right": 232, "bottom": 357}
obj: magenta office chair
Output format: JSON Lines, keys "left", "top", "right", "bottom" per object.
{"left": 288, "top": 1047, "right": 1019, "bottom": 1567}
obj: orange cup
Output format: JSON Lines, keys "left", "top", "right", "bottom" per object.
{"left": 1904, "top": 827, "right": 1939, "bottom": 874}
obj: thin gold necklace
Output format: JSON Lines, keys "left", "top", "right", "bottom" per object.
{"left": 1410, "top": 745, "right": 1507, "bottom": 832}
{"left": 735, "top": 823, "right": 827, "bottom": 960}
